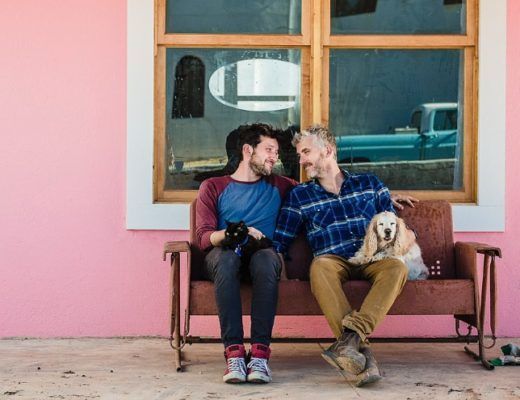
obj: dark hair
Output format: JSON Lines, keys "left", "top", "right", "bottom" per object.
{"left": 236, "top": 123, "right": 278, "bottom": 161}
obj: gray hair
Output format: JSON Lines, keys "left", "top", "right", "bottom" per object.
{"left": 292, "top": 124, "right": 337, "bottom": 151}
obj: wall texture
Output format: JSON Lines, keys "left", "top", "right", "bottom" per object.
{"left": 0, "top": 0, "right": 518, "bottom": 338}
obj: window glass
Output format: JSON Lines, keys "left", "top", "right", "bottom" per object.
{"left": 329, "top": 49, "right": 463, "bottom": 190}
{"left": 331, "top": 0, "right": 466, "bottom": 35}
{"left": 165, "top": 49, "right": 301, "bottom": 190}
{"left": 166, "top": 0, "right": 301, "bottom": 34}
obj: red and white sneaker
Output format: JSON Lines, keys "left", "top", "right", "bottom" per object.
{"left": 223, "top": 344, "right": 247, "bottom": 384}
{"left": 247, "top": 343, "right": 272, "bottom": 383}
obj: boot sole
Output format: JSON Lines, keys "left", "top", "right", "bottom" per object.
{"left": 321, "top": 350, "right": 366, "bottom": 375}
{"left": 355, "top": 372, "right": 383, "bottom": 387}
{"left": 356, "top": 372, "right": 383, "bottom": 387}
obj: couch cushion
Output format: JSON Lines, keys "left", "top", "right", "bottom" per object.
{"left": 189, "top": 279, "right": 474, "bottom": 316}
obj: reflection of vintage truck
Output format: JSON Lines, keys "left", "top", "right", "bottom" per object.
{"left": 336, "top": 103, "right": 458, "bottom": 163}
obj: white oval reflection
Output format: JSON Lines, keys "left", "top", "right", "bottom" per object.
{"left": 209, "top": 59, "right": 300, "bottom": 112}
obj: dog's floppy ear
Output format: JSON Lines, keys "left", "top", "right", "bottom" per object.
{"left": 360, "top": 215, "right": 380, "bottom": 257}
{"left": 394, "top": 217, "right": 415, "bottom": 256}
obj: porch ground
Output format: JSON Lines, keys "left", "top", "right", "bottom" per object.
{"left": 1, "top": 338, "right": 519, "bottom": 400}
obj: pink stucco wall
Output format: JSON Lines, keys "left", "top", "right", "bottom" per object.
{"left": 0, "top": 1, "right": 518, "bottom": 338}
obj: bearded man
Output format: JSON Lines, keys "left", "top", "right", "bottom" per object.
{"left": 196, "top": 123, "right": 296, "bottom": 384}
{"left": 273, "top": 124, "right": 416, "bottom": 386}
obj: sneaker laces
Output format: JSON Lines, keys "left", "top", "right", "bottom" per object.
{"left": 227, "top": 357, "right": 246, "bottom": 375}
{"left": 247, "top": 357, "right": 271, "bottom": 376}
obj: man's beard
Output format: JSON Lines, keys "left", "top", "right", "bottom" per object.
{"left": 249, "top": 153, "right": 272, "bottom": 176}
{"left": 305, "top": 155, "right": 325, "bottom": 179}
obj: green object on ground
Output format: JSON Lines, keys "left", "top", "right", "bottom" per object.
{"left": 489, "top": 343, "right": 520, "bottom": 366}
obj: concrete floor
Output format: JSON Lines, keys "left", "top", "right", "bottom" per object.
{"left": 1, "top": 338, "right": 519, "bottom": 400}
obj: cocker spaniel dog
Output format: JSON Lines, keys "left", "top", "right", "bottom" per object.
{"left": 349, "top": 211, "right": 429, "bottom": 280}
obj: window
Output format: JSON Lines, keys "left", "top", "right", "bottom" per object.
{"left": 132, "top": 0, "right": 505, "bottom": 231}
{"left": 155, "top": 0, "right": 307, "bottom": 202}
{"left": 154, "top": 0, "right": 477, "bottom": 203}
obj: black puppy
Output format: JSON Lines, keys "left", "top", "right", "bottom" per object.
{"left": 222, "top": 221, "right": 272, "bottom": 264}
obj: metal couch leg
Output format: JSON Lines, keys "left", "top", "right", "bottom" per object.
{"left": 464, "top": 253, "right": 495, "bottom": 370}
{"left": 170, "top": 252, "right": 183, "bottom": 372}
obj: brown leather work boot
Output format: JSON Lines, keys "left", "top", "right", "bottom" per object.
{"left": 321, "top": 329, "right": 366, "bottom": 375}
{"left": 355, "top": 346, "right": 383, "bottom": 387}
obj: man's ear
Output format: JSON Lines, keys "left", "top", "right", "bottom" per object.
{"left": 325, "top": 144, "right": 335, "bottom": 158}
{"left": 242, "top": 144, "right": 253, "bottom": 157}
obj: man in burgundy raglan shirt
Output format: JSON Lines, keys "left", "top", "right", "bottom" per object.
{"left": 196, "top": 124, "right": 296, "bottom": 384}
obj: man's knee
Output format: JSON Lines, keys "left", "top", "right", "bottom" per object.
{"left": 310, "top": 256, "right": 339, "bottom": 280}
{"left": 387, "top": 259, "right": 408, "bottom": 277}
{"left": 250, "top": 248, "right": 279, "bottom": 265}
{"left": 375, "top": 259, "right": 408, "bottom": 283}
{"left": 207, "top": 250, "right": 241, "bottom": 280}
{"left": 309, "top": 256, "right": 341, "bottom": 293}
{"left": 249, "top": 249, "right": 280, "bottom": 280}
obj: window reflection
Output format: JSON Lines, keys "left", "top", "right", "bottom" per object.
{"left": 332, "top": 0, "right": 377, "bottom": 18}
{"left": 166, "top": 0, "right": 301, "bottom": 34}
{"left": 331, "top": 0, "right": 466, "bottom": 34}
{"left": 165, "top": 49, "right": 301, "bottom": 190}
{"left": 173, "top": 56, "right": 205, "bottom": 119}
{"left": 330, "top": 49, "right": 463, "bottom": 190}
{"left": 208, "top": 59, "right": 300, "bottom": 112}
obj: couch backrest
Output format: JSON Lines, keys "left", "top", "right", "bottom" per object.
{"left": 396, "top": 200, "right": 455, "bottom": 279}
{"left": 190, "top": 199, "right": 455, "bottom": 280}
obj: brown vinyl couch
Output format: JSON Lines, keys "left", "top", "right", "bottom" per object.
{"left": 164, "top": 200, "right": 501, "bottom": 371}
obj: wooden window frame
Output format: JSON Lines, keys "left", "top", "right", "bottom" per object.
{"left": 154, "top": 0, "right": 478, "bottom": 203}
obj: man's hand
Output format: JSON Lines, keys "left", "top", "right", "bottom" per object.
{"left": 391, "top": 194, "right": 419, "bottom": 210}
{"left": 248, "top": 226, "right": 265, "bottom": 240}
{"left": 210, "top": 229, "right": 226, "bottom": 247}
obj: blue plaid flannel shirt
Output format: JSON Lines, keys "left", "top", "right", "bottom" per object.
{"left": 273, "top": 171, "right": 394, "bottom": 259}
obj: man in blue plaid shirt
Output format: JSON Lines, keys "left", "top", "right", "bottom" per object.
{"left": 273, "top": 125, "right": 415, "bottom": 386}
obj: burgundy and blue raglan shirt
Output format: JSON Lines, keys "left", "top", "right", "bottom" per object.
{"left": 196, "top": 175, "right": 297, "bottom": 251}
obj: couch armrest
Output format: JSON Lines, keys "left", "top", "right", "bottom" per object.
{"left": 163, "top": 240, "right": 192, "bottom": 358}
{"left": 454, "top": 242, "right": 501, "bottom": 279}
{"left": 455, "top": 241, "right": 501, "bottom": 350}
{"left": 163, "top": 241, "right": 191, "bottom": 261}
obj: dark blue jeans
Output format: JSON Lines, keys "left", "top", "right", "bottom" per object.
{"left": 204, "top": 247, "right": 281, "bottom": 348}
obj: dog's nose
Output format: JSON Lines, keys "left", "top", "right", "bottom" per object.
{"left": 384, "top": 228, "right": 391, "bottom": 235}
